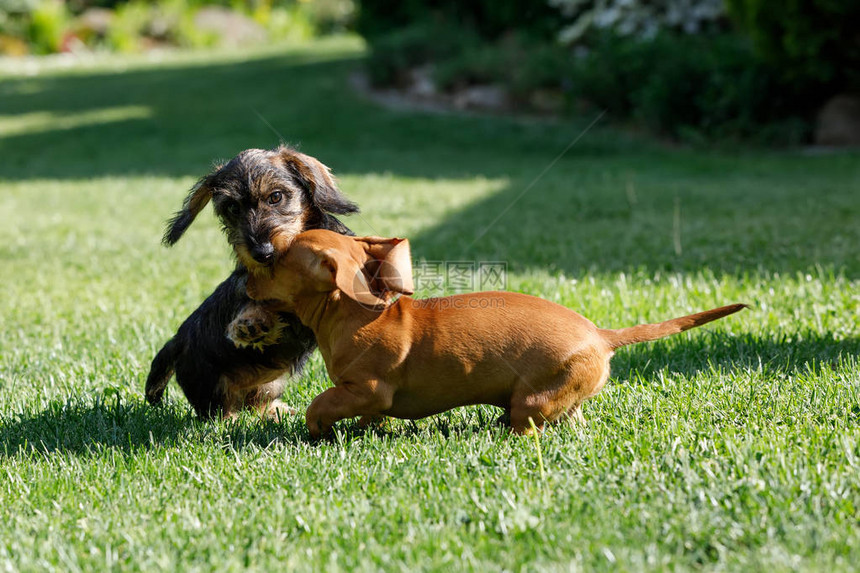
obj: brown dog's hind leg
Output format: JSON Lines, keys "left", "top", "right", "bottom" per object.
{"left": 508, "top": 387, "right": 556, "bottom": 435}
{"left": 521, "top": 350, "right": 609, "bottom": 433}
{"left": 561, "top": 405, "right": 587, "bottom": 426}
{"left": 508, "top": 351, "right": 607, "bottom": 434}
{"left": 510, "top": 404, "right": 585, "bottom": 435}
{"left": 509, "top": 407, "right": 551, "bottom": 435}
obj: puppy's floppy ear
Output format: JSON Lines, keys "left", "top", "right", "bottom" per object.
{"left": 315, "top": 248, "right": 390, "bottom": 309}
{"left": 162, "top": 172, "right": 217, "bottom": 246}
{"left": 277, "top": 146, "right": 359, "bottom": 216}
{"left": 358, "top": 237, "right": 415, "bottom": 297}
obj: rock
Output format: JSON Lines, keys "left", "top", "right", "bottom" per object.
{"left": 814, "top": 94, "right": 860, "bottom": 147}
{"left": 193, "top": 7, "right": 266, "bottom": 48}
{"left": 408, "top": 65, "right": 437, "bottom": 98}
{"left": 453, "top": 85, "right": 509, "bottom": 111}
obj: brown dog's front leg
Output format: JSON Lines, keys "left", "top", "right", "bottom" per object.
{"left": 357, "top": 414, "right": 386, "bottom": 429}
{"left": 305, "top": 381, "right": 393, "bottom": 439}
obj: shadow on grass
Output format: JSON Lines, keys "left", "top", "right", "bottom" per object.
{"left": 339, "top": 407, "right": 511, "bottom": 442}
{"left": 3, "top": 332, "right": 855, "bottom": 457}
{"left": 0, "top": 52, "right": 367, "bottom": 181}
{"left": 0, "top": 395, "right": 506, "bottom": 456}
{"left": 1, "top": 49, "right": 602, "bottom": 183}
{"left": 0, "top": 396, "right": 311, "bottom": 457}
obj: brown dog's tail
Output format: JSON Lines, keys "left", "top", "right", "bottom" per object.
{"left": 145, "top": 337, "right": 181, "bottom": 405}
{"left": 598, "top": 303, "right": 747, "bottom": 349}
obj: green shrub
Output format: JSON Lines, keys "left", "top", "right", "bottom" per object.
{"left": 253, "top": 2, "right": 315, "bottom": 42}
{"left": 2, "top": 0, "right": 353, "bottom": 55}
{"left": 245, "top": 0, "right": 355, "bottom": 40}
{"left": 105, "top": 0, "right": 148, "bottom": 52}
{"left": 367, "top": 23, "right": 810, "bottom": 142}
{"left": 363, "top": 15, "right": 809, "bottom": 142}
{"left": 432, "top": 33, "right": 568, "bottom": 98}
{"left": 568, "top": 32, "right": 809, "bottom": 143}
{"left": 0, "top": 3, "right": 30, "bottom": 49}
{"left": 365, "top": 21, "right": 481, "bottom": 87}
{"left": 66, "top": 1, "right": 127, "bottom": 9}
{"left": 431, "top": 38, "right": 511, "bottom": 91}
{"left": 106, "top": 0, "right": 225, "bottom": 53}
{"left": 356, "top": 0, "right": 845, "bottom": 143}
{"left": 356, "top": 0, "right": 563, "bottom": 43}
{"left": 727, "top": 0, "right": 860, "bottom": 96}
{"left": 299, "top": 0, "right": 355, "bottom": 34}
{"left": 27, "top": 0, "right": 68, "bottom": 54}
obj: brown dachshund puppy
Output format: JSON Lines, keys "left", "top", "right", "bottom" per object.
{"left": 243, "top": 229, "right": 746, "bottom": 437}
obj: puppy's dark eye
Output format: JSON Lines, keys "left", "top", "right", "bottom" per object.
{"left": 268, "top": 191, "right": 283, "bottom": 205}
{"left": 226, "top": 202, "right": 240, "bottom": 217}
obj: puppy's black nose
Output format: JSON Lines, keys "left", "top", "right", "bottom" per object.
{"left": 250, "top": 242, "right": 275, "bottom": 264}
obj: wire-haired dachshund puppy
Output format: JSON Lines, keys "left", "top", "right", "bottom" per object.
{"left": 145, "top": 146, "right": 357, "bottom": 420}
{"left": 244, "top": 229, "right": 747, "bottom": 437}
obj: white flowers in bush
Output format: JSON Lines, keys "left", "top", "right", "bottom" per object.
{"left": 549, "top": 0, "right": 726, "bottom": 43}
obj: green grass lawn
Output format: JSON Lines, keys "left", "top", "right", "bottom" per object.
{"left": 1, "top": 37, "right": 859, "bottom": 571}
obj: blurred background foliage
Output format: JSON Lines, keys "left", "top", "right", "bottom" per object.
{"left": 357, "top": 0, "right": 859, "bottom": 144}
{"left": 0, "top": 0, "right": 355, "bottom": 55}
{"left": 1, "top": 0, "right": 858, "bottom": 145}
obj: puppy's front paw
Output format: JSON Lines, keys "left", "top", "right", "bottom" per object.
{"left": 227, "top": 305, "right": 286, "bottom": 350}
{"left": 265, "top": 400, "right": 299, "bottom": 423}
{"left": 226, "top": 317, "right": 269, "bottom": 349}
